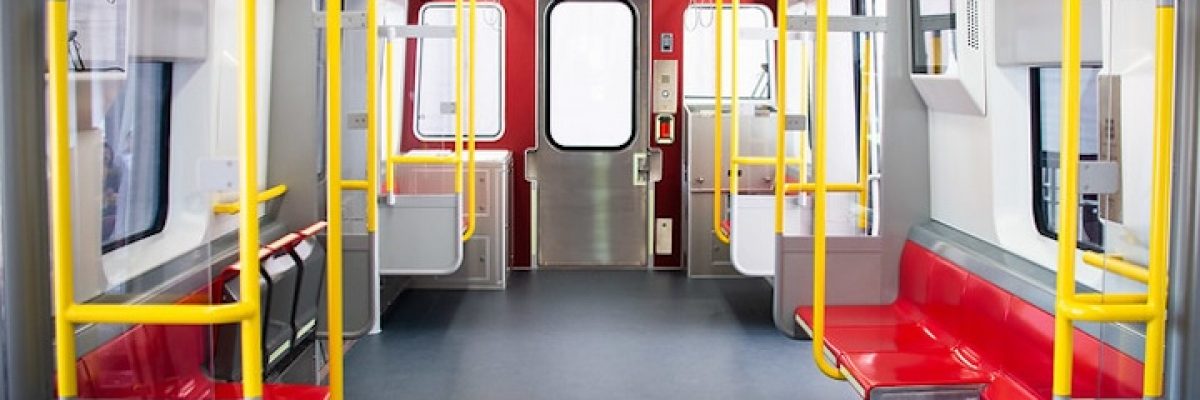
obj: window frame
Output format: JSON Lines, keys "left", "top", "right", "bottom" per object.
{"left": 101, "top": 62, "right": 173, "bottom": 254}
{"left": 1029, "top": 66, "right": 1105, "bottom": 252}
{"left": 412, "top": 2, "right": 508, "bottom": 142}
{"left": 544, "top": 0, "right": 638, "bottom": 151}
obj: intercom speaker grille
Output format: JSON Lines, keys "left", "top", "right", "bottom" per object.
{"left": 966, "top": 0, "right": 980, "bottom": 50}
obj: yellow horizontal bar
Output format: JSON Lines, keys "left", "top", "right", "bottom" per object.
{"left": 212, "top": 184, "right": 289, "bottom": 214}
{"left": 389, "top": 154, "right": 458, "bottom": 164}
{"left": 1081, "top": 251, "right": 1150, "bottom": 284}
{"left": 341, "top": 180, "right": 368, "bottom": 191}
{"left": 64, "top": 302, "right": 256, "bottom": 325}
{"left": 1075, "top": 293, "right": 1149, "bottom": 305}
{"left": 1058, "top": 300, "right": 1156, "bottom": 322}
{"left": 784, "top": 182, "right": 865, "bottom": 192}
{"left": 733, "top": 156, "right": 804, "bottom": 166}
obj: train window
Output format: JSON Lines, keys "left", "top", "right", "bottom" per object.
{"left": 101, "top": 62, "right": 172, "bottom": 253}
{"left": 546, "top": 1, "right": 635, "bottom": 149}
{"left": 414, "top": 4, "right": 506, "bottom": 141}
{"left": 1030, "top": 66, "right": 1104, "bottom": 250}
{"left": 911, "top": 0, "right": 957, "bottom": 74}
{"left": 681, "top": 5, "right": 773, "bottom": 100}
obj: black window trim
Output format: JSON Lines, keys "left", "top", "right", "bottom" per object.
{"left": 102, "top": 63, "right": 173, "bottom": 254}
{"left": 544, "top": 0, "right": 638, "bottom": 151}
{"left": 1028, "top": 66, "right": 1104, "bottom": 252}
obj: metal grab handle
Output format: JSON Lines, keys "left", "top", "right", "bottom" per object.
{"left": 381, "top": 0, "right": 478, "bottom": 242}
{"left": 212, "top": 184, "right": 289, "bottom": 214}
{"left": 1051, "top": 0, "right": 1175, "bottom": 398}
{"left": 49, "top": 0, "right": 269, "bottom": 397}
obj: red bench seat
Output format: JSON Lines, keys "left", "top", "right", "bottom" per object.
{"left": 795, "top": 241, "right": 1144, "bottom": 399}
{"left": 73, "top": 224, "right": 332, "bottom": 400}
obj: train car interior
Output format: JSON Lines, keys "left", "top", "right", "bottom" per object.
{"left": 3, "top": 0, "right": 1200, "bottom": 398}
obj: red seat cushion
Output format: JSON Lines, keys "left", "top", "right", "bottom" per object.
{"left": 793, "top": 240, "right": 1146, "bottom": 399}
{"left": 840, "top": 352, "right": 992, "bottom": 391}
{"left": 982, "top": 373, "right": 1042, "bottom": 400}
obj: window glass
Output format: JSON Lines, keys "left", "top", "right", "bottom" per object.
{"left": 911, "top": 0, "right": 957, "bottom": 74}
{"left": 1032, "top": 66, "right": 1103, "bottom": 250}
{"left": 414, "top": 4, "right": 505, "bottom": 140}
{"left": 102, "top": 62, "right": 171, "bottom": 252}
{"left": 681, "top": 5, "right": 773, "bottom": 100}
{"left": 547, "top": 1, "right": 634, "bottom": 149}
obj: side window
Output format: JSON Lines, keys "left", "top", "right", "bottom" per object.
{"left": 102, "top": 62, "right": 171, "bottom": 252}
{"left": 1031, "top": 66, "right": 1104, "bottom": 250}
{"left": 414, "top": 3, "right": 505, "bottom": 141}
{"left": 681, "top": 5, "right": 773, "bottom": 100}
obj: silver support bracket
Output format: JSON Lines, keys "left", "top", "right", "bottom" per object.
{"left": 378, "top": 24, "right": 457, "bottom": 40}
{"left": 787, "top": 15, "right": 889, "bottom": 32}
{"left": 1079, "top": 160, "right": 1121, "bottom": 194}
{"left": 917, "top": 13, "right": 956, "bottom": 32}
{"left": 784, "top": 114, "right": 809, "bottom": 132}
{"left": 312, "top": 11, "right": 368, "bottom": 29}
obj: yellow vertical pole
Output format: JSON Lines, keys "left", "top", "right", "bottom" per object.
{"left": 48, "top": 0, "right": 79, "bottom": 397}
{"left": 1052, "top": 0, "right": 1081, "bottom": 396}
{"left": 811, "top": 0, "right": 844, "bottom": 380}
{"left": 366, "top": 0, "right": 379, "bottom": 233}
{"left": 454, "top": 0, "right": 464, "bottom": 195}
{"left": 463, "top": 0, "right": 478, "bottom": 241}
{"left": 931, "top": 31, "right": 943, "bottom": 74}
{"left": 1144, "top": 2, "right": 1175, "bottom": 396}
{"left": 237, "top": 0, "right": 266, "bottom": 397}
{"left": 772, "top": 0, "right": 786, "bottom": 234}
{"left": 731, "top": 2, "right": 741, "bottom": 219}
{"left": 325, "top": 1, "right": 346, "bottom": 398}
{"left": 798, "top": 39, "right": 809, "bottom": 189}
{"left": 713, "top": 2, "right": 730, "bottom": 244}
{"left": 385, "top": 39, "right": 396, "bottom": 196}
{"left": 857, "top": 36, "right": 871, "bottom": 231}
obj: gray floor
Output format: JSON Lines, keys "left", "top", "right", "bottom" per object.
{"left": 345, "top": 270, "right": 860, "bottom": 400}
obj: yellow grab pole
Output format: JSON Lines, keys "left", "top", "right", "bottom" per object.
{"left": 811, "top": 0, "right": 844, "bottom": 380}
{"left": 931, "top": 31, "right": 943, "bottom": 74}
{"left": 857, "top": 35, "right": 872, "bottom": 231}
{"left": 366, "top": 0, "right": 379, "bottom": 233}
{"left": 454, "top": 0, "right": 464, "bottom": 195}
{"left": 1080, "top": 252, "right": 1150, "bottom": 284}
{"left": 731, "top": 0, "right": 742, "bottom": 225}
{"left": 236, "top": 0, "right": 266, "bottom": 395}
{"left": 772, "top": 0, "right": 786, "bottom": 234}
{"left": 385, "top": 39, "right": 396, "bottom": 196}
{"left": 1052, "top": 0, "right": 1081, "bottom": 395}
{"left": 463, "top": 0, "right": 478, "bottom": 241}
{"left": 1144, "top": 2, "right": 1174, "bottom": 396}
{"left": 325, "top": 1, "right": 346, "bottom": 398}
{"left": 48, "top": 0, "right": 79, "bottom": 396}
{"left": 713, "top": 1, "right": 730, "bottom": 244}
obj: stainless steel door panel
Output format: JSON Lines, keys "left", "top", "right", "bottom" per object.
{"left": 529, "top": 0, "right": 653, "bottom": 268}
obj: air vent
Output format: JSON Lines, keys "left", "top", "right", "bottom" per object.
{"left": 966, "top": 0, "right": 980, "bottom": 50}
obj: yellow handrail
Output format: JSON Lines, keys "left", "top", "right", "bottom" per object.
{"left": 1051, "top": 0, "right": 1174, "bottom": 397}
{"left": 381, "top": 1, "right": 477, "bottom": 242}
{"left": 1081, "top": 251, "right": 1150, "bottom": 284}
{"left": 713, "top": 0, "right": 730, "bottom": 244}
{"left": 385, "top": 37, "right": 397, "bottom": 196}
{"left": 365, "top": 0, "right": 380, "bottom": 234}
{"left": 50, "top": 0, "right": 267, "bottom": 397}
{"left": 808, "top": 0, "right": 845, "bottom": 380}
{"left": 212, "top": 184, "right": 289, "bottom": 214}
{"left": 463, "top": 0, "right": 478, "bottom": 241}
{"left": 326, "top": 0, "right": 347, "bottom": 398}
{"left": 857, "top": 35, "right": 872, "bottom": 230}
